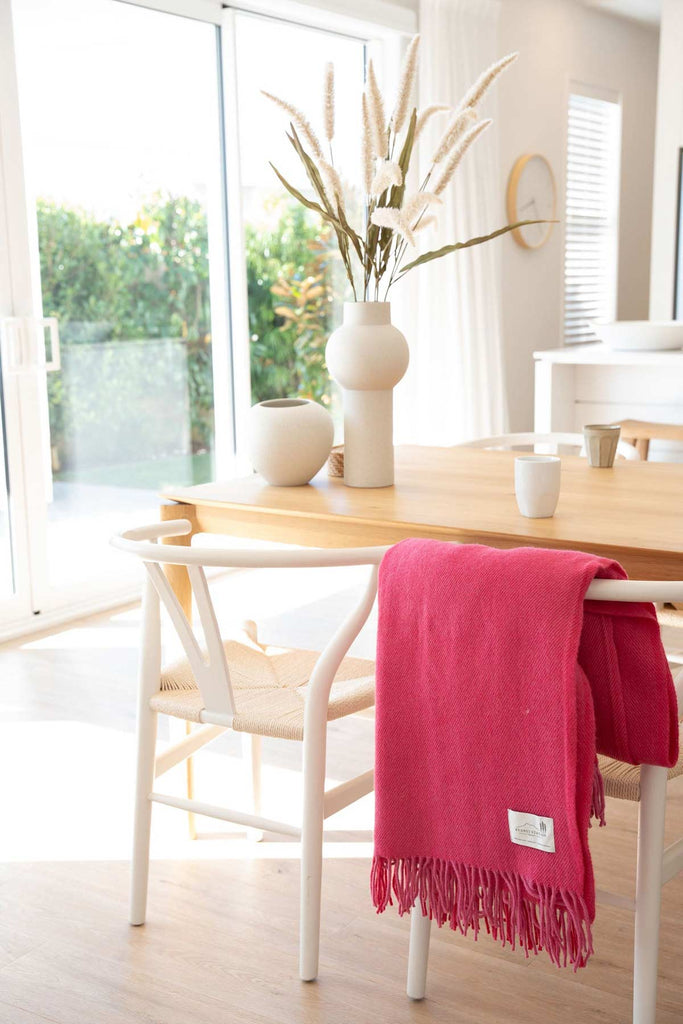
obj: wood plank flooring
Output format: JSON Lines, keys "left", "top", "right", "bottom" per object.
{"left": 0, "top": 571, "right": 681, "bottom": 1023}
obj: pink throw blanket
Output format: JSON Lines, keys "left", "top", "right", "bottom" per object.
{"left": 372, "top": 541, "right": 678, "bottom": 969}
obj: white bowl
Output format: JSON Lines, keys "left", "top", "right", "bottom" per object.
{"left": 591, "top": 321, "right": 683, "bottom": 351}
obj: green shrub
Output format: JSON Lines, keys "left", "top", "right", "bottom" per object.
{"left": 36, "top": 193, "right": 336, "bottom": 473}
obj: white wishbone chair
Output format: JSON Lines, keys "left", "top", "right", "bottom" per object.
{"left": 406, "top": 576, "right": 683, "bottom": 1024}
{"left": 114, "top": 523, "right": 682, "bottom": 1017}
{"left": 111, "top": 520, "right": 385, "bottom": 982}
{"left": 463, "top": 431, "right": 641, "bottom": 460}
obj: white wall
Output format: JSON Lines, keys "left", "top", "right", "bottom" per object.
{"left": 649, "top": 0, "right": 683, "bottom": 319}
{"left": 497, "top": 0, "right": 659, "bottom": 430}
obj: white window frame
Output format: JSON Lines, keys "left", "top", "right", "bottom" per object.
{"left": 220, "top": 0, "right": 413, "bottom": 460}
{"left": 117, "top": 0, "right": 222, "bottom": 21}
{"left": 562, "top": 80, "right": 622, "bottom": 346}
{"left": 119, "top": 0, "right": 416, "bottom": 34}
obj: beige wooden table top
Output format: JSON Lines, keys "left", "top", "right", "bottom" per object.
{"left": 162, "top": 445, "right": 683, "bottom": 580}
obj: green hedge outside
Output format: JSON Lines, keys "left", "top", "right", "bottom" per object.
{"left": 37, "top": 193, "right": 336, "bottom": 477}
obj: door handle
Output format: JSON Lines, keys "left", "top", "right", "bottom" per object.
{"left": 0, "top": 316, "right": 60, "bottom": 505}
{"left": 0, "top": 316, "right": 60, "bottom": 373}
{"left": 42, "top": 318, "right": 60, "bottom": 371}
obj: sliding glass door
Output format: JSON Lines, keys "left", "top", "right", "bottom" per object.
{"left": 2, "top": 0, "right": 232, "bottom": 620}
{"left": 0, "top": 0, "right": 402, "bottom": 635}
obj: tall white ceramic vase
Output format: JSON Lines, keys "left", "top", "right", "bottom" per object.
{"left": 325, "top": 302, "right": 409, "bottom": 488}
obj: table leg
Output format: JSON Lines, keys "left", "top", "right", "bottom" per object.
{"left": 160, "top": 502, "right": 199, "bottom": 839}
{"left": 160, "top": 502, "right": 198, "bottom": 620}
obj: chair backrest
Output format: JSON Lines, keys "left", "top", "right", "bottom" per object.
{"left": 464, "top": 431, "right": 640, "bottom": 461}
{"left": 112, "top": 522, "right": 683, "bottom": 714}
{"left": 111, "top": 521, "right": 385, "bottom": 720}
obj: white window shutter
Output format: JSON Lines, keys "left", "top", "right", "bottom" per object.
{"left": 564, "top": 91, "right": 622, "bottom": 344}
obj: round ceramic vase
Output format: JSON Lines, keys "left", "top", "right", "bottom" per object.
{"left": 325, "top": 302, "right": 409, "bottom": 488}
{"left": 248, "top": 398, "right": 334, "bottom": 486}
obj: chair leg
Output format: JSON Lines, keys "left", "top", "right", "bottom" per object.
{"left": 299, "top": 709, "right": 327, "bottom": 982}
{"left": 130, "top": 705, "right": 158, "bottom": 926}
{"left": 633, "top": 764, "right": 668, "bottom": 1024}
{"left": 407, "top": 904, "right": 431, "bottom": 1000}
{"left": 186, "top": 722, "right": 197, "bottom": 840}
{"left": 242, "top": 732, "right": 263, "bottom": 842}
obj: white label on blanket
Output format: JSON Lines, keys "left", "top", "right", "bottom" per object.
{"left": 507, "top": 809, "right": 555, "bottom": 853}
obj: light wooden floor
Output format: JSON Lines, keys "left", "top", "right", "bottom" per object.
{"left": 0, "top": 570, "right": 681, "bottom": 1024}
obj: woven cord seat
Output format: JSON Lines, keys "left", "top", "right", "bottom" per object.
{"left": 151, "top": 635, "right": 375, "bottom": 741}
{"left": 153, "top": 633, "right": 683, "bottom": 793}
{"left": 658, "top": 605, "right": 683, "bottom": 630}
{"left": 599, "top": 719, "right": 683, "bottom": 802}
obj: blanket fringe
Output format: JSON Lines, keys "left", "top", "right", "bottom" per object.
{"left": 371, "top": 856, "right": 594, "bottom": 970}
{"left": 591, "top": 757, "right": 607, "bottom": 827}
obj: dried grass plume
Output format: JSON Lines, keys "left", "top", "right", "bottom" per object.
{"left": 415, "top": 104, "right": 450, "bottom": 140}
{"left": 320, "top": 159, "right": 345, "bottom": 212}
{"left": 371, "top": 207, "right": 416, "bottom": 247}
{"left": 456, "top": 52, "right": 519, "bottom": 114}
{"left": 366, "top": 60, "right": 387, "bottom": 158}
{"left": 434, "top": 119, "right": 492, "bottom": 195}
{"left": 324, "top": 63, "right": 335, "bottom": 142}
{"left": 262, "top": 90, "right": 324, "bottom": 161}
{"left": 432, "top": 108, "right": 476, "bottom": 164}
{"left": 414, "top": 215, "right": 436, "bottom": 232}
{"left": 390, "top": 34, "right": 420, "bottom": 135}
{"left": 371, "top": 160, "right": 403, "bottom": 196}
{"left": 265, "top": 47, "right": 537, "bottom": 300}
{"left": 402, "top": 191, "right": 442, "bottom": 223}
{"left": 361, "top": 93, "right": 373, "bottom": 193}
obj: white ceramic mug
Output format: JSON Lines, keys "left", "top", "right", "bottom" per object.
{"left": 514, "top": 455, "right": 561, "bottom": 518}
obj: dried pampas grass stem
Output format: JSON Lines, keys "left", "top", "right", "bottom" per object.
{"left": 266, "top": 39, "right": 539, "bottom": 301}
{"left": 366, "top": 60, "right": 387, "bottom": 158}
{"left": 432, "top": 108, "right": 476, "bottom": 164}
{"left": 402, "top": 191, "right": 442, "bottom": 223}
{"left": 371, "top": 207, "right": 416, "bottom": 248}
{"left": 361, "top": 93, "right": 373, "bottom": 194}
{"left": 415, "top": 104, "right": 450, "bottom": 140}
{"left": 390, "top": 34, "right": 420, "bottom": 135}
{"left": 456, "top": 52, "right": 519, "bottom": 114}
{"left": 262, "top": 90, "right": 324, "bottom": 161}
{"left": 434, "top": 119, "right": 492, "bottom": 195}
{"left": 370, "top": 160, "right": 403, "bottom": 197}
{"left": 324, "top": 62, "right": 335, "bottom": 143}
{"left": 320, "top": 159, "right": 345, "bottom": 213}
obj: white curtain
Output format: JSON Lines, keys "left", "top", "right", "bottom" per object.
{"left": 394, "top": 0, "right": 508, "bottom": 444}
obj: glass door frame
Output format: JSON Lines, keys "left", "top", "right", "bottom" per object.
{"left": 0, "top": 0, "right": 238, "bottom": 635}
{"left": 0, "top": 0, "right": 44, "bottom": 632}
{"left": 0, "top": 0, "right": 412, "bottom": 639}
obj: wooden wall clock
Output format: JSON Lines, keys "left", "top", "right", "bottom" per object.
{"left": 506, "top": 153, "right": 557, "bottom": 249}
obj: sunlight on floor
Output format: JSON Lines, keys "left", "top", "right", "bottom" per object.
{"left": 0, "top": 718, "right": 373, "bottom": 864}
{"left": 1, "top": 565, "right": 376, "bottom": 869}
{"left": 21, "top": 625, "right": 142, "bottom": 652}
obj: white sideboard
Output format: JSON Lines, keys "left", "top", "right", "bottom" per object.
{"left": 534, "top": 344, "right": 683, "bottom": 461}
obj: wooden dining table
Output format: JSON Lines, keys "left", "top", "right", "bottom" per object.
{"left": 161, "top": 445, "right": 683, "bottom": 613}
{"left": 158, "top": 445, "right": 683, "bottom": 892}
